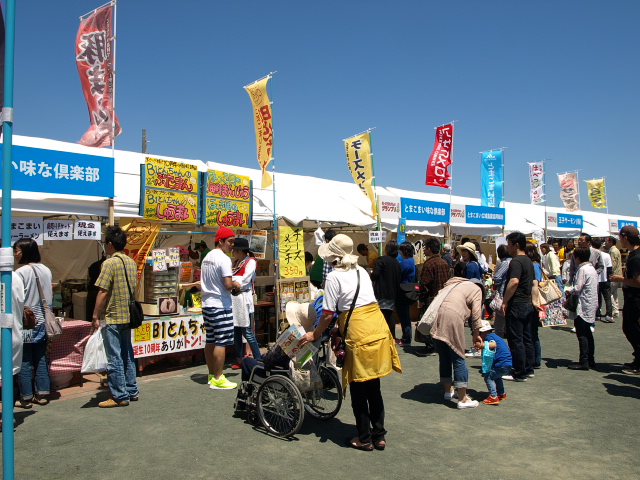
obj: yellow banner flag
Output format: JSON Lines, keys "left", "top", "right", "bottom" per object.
{"left": 586, "top": 178, "right": 607, "bottom": 209}
{"left": 245, "top": 77, "right": 273, "bottom": 189}
{"left": 278, "top": 226, "right": 306, "bottom": 278}
{"left": 345, "top": 132, "right": 378, "bottom": 217}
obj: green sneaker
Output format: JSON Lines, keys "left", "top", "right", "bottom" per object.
{"left": 209, "top": 374, "right": 237, "bottom": 390}
{"left": 207, "top": 374, "right": 215, "bottom": 386}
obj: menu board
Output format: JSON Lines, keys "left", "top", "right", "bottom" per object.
{"left": 203, "top": 169, "right": 252, "bottom": 228}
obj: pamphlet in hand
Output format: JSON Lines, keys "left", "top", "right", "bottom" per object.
{"left": 276, "top": 324, "right": 317, "bottom": 367}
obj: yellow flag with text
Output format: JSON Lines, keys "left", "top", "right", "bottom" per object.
{"left": 245, "top": 77, "right": 273, "bottom": 189}
{"left": 586, "top": 178, "right": 606, "bottom": 209}
{"left": 345, "top": 132, "right": 377, "bottom": 217}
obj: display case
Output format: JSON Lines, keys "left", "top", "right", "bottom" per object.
{"left": 143, "top": 264, "right": 179, "bottom": 315}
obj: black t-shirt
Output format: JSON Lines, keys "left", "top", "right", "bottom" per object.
{"left": 506, "top": 254, "right": 534, "bottom": 305}
{"left": 625, "top": 248, "right": 640, "bottom": 295}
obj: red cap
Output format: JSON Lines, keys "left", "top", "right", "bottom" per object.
{"left": 215, "top": 226, "right": 235, "bottom": 243}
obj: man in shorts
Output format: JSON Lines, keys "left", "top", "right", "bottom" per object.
{"left": 201, "top": 226, "right": 240, "bottom": 389}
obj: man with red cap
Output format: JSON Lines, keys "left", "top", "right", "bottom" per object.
{"left": 611, "top": 225, "right": 640, "bottom": 374}
{"left": 201, "top": 226, "right": 240, "bottom": 389}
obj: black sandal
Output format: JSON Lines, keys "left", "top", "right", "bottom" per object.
{"left": 345, "top": 437, "right": 373, "bottom": 451}
{"left": 32, "top": 396, "right": 49, "bottom": 406}
{"left": 374, "top": 440, "right": 386, "bottom": 451}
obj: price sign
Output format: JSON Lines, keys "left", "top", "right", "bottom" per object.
{"left": 167, "top": 247, "right": 180, "bottom": 268}
{"left": 281, "top": 264, "right": 306, "bottom": 277}
{"left": 278, "top": 226, "right": 306, "bottom": 279}
{"left": 152, "top": 248, "right": 168, "bottom": 272}
{"left": 369, "top": 230, "right": 387, "bottom": 244}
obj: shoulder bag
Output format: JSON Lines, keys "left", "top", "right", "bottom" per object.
{"left": 29, "top": 264, "right": 62, "bottom": 339}
{"left": 331, "top": 269, "right": 360, "bottom": 367}
{"left": 538, "top": 271, "right": 563, "bottom": 305}
{"left": 116, "top": 256, "right": 144, "bottom": 329}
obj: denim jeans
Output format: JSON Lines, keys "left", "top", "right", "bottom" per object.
{"left": 483, "top": 365, "right": 511, "bottom": 396}
{"left": 17, "top": 341, "right": 50, "bottom": 400}
{"left": 395, "top": 300, "right": 412, "bottom": 343}
{"left": 104, "top": 323, "right": 139, "bottom": 402}
{"left": 434, "top": 339, "right": 468, "bottom": 388}
{"left": 506, "top": 303, "right": 535, "bottom": 379}
{"left": 234, "top": 314, "right": 262, "bottom": 360}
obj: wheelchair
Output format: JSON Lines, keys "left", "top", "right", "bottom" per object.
{"left": 234, "top": 337, "right": 342, "bottom": 437}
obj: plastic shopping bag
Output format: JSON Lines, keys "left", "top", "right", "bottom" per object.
{"left": 81, "top": 329, "right": 108, "bottom": 373}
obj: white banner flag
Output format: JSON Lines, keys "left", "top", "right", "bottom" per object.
{"left": 528, "top": 162, "right": 545, "bottom": 205}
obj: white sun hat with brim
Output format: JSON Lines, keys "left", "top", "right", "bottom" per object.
{"left": 456, "top": 242, "right": 478, "bottom": 261}
{"left": 285, "top": 302, "right": 317, "bottom": 332}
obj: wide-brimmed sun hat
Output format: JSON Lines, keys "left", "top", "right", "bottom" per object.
{"left": 285, "top": 302, "right": 317, "bottom": 332}
{"left": 456, "top": 242, "right": 478, "bottom": 261}
{"left": 478, "top": 319, "right": 494, "bottom": 333}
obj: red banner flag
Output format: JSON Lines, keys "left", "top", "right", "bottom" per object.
{"left": 425, "top": 124, "right": 453, "bottom": 188}
{"left": 76, "top": 4, "right": 121, "bottom": 147}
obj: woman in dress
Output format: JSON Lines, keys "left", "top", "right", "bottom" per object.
{"left": 14, "top": 238, "right": 53, "bottom": 408}
{"left": 300, "top": 234, "right": 401, "bottom": 451}
{"left": 230, "top": 238, "right": 262, "bottom": 369}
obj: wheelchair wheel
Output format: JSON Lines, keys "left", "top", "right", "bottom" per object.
{"left": 257, "top": 375, "right": 304, "bottom": 437}
{"left": 303, "top": 366, "right": 342, "bottom": 420}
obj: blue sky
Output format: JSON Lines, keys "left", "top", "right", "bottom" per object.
{"left": 7, "top": 0, "right": 640, "bottom": 217}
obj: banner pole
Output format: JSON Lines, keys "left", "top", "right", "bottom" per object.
{"left": 447, "top": 121, "right": 456, "bottom": 244}
{"left": 369, "top": 130, "right": 383, "bottom": 256}
{"left": 1, "top": 0, "right": 17, "bottom": 477}
{"left": 109, "top": 0, "right": 117, "bottom": 225}
{"left": 543, "top": 159, "right": 548, "bottom": 241}
{"left": 269, "top": 79, "right": 280, "bottom": 331}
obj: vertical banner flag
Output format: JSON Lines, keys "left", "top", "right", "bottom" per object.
{"left": 557, "top": 172, "right": 580, "bottom": 212}
{"left": 480, "top": 150, "right": 503, "bottom": 207}
{"left": 528, "top": 162, "right": 545, "bottom": 204}
{"left": 244, "top": 77, "right": 273, "bottom": 188}
{"left": 425, "top": 124, "right": 453, "bottom": 188}
{"left": 585, "top": 178, "right": 606, "bottom": 209}
{"left": 345, "top": 132, "right": 378, "bottom": 217}
{"left": 76, "top": 3, "right": 121, "bottom": 147}
{"left": 397, "top": 218, "right": 407, "bottom": 244}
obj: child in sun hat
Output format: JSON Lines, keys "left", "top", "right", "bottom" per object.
{"left": 476, "top": 320, "right": 512, "bottom": 405}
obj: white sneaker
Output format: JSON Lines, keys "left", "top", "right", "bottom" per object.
{"left": 457, "top": 398, "right": 479, "bottom": 409}
{"left": 444, "top": 389, "right": 459, "bottom": 401}
{"left": 465, "top": 349, "right": 482, "bottom": 358}
{"left": 570, "top": 327, "right": 576, "bottom": 333}
{"left": 590, "top": 326, "right": 595, "bottom": 333}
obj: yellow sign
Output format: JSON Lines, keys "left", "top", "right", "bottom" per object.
{"left": 144, "top": 157, "right": 199, "bottom": 193}
{"left": 586, "top": 178, "right": 607, "bottom": 209}
{"left": 142, "top": 188, "right": 199, "bottom": 223}
{"left": 345, "top": 132, "right": 377, "bottom": 217}
{"left": 245, "top": 77, "right": 273, "bottom": 189}
{"left": 278, "top": 226, "right": 306, "bottom": 278}
{"left": 204, "top": 169, "right": 252, "bottom": 228}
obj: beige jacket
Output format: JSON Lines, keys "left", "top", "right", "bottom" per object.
{"left": 430, "top": 277, "right": 483, "bottom": 358}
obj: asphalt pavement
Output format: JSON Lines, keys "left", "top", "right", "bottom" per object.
{"left": 4, "top": 317, "right": 640, "bottom": 480}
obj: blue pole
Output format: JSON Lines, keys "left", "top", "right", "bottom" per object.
{"left": 1, "top": 0, "right": 16, "bottom": 478}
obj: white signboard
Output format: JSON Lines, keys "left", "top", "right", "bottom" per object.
{"left": 152, "top": 248, "right": 168, "bottom": 272}
{"left": 167, "top": 247, "right": 180, "bottom": 268}
{"left": 131, "top": 314, "right": 206, "bottom": 358}
{"left": 44, "top": 220, "right": 74, "bottom": 241}
{"left": 74, "top": 220, "right": 101, "bottom": 240}
{"left": 369, "top": 230, "right": 388, "bottom": 244}
{"left": 378, "top": 195, "right": 401, "bottom": 221}
{"left": 450, "top": 204, "right": 466, "bottom": 223}
{"left": 1, "top": 216, "right": 44, "bottom": 246}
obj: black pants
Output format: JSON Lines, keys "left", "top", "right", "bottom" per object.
{"left": 574, "top": 316, "right": 595, "bottom": 366}
{"left": 381, "top": 309, "right": 395, "bottom": 338}
{"left": 598, "top": 281, "right": 612, "bottom": 317}
{"left": 350, "top": 378, "right": 386, "bottom": 444}
{"left": 622, "top": 292, "right": 640, "bottom": 366}
{"left": 506, "top": 304, "right": 535, "bottom": 379}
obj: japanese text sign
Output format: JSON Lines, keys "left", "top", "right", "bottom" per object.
{"left": 0, "top": 145, "right": 114, "bottom": 197}
{"left": 528, "top": 162, "right": 545, "bottom": 205}
{"left": 378, "top": 195, "right": 401, "bottom": 220}
{"left": 481, "top": 150, "right": 503, "bottom": 208}
{"left": 75, "top": 220, "right": 101, "bottom": 239}
{"left": 464, "top": 205, "right": 506, "bottom": 225}
{"left": 245, "top": 76, "right": 273, "bottom": 188}
{"left": 558, "top": 172, "right": 580, "bottom": 212}
{"left": 557, "top": 213, "right": 583, "bottom": 229}
{"left": 397, "top": 218, "right": 407, "bottom": 244}
{"left": 0, "top": 216, "right": 44, "bottom": 246}
{"left": 132, "top": 314, "right": 207, "bottom": 358}
{"left": 44, "top": 220, "right": 74, "bottom": 240}
{"left": 369, "top": 230, "right": 388, "bottom": 244}
{"left": 167, "top": 247, "right": 180, "bottom": 268}
{"left": 585, "top": 178, "right": 606, "bottom": 209}
{"left": 152, "top": 249, "right": 168, "bottom": 272}
{"left": 140, "top": 157, "right": 200, "bottom": 224}
{"left": 400, "top": 198, "right": 450, "bottom": 223}
{"left": 617, "top": 219, "right": 637, "bottom": 231}
{"left": 203, "top": 169, "right": 252, "bottom": 228}
{"left": 426, "top": 124, "right": 453, "bottom": 188}
{"left": 278, "top": 226, "right": 306, "bottom": 278}
{"left": 345, "top": 132, "right": 378, "bottom": 217}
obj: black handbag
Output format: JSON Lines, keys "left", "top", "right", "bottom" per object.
{"left": 565, "top": 293, "right": 578, "bottom": 313}
{"left": 117, "top": 256, "right": 144, "bottom": 329}
{"left": 399, "top": 282, "right": 420, "bottom": 305}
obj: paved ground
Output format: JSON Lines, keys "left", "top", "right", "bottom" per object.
{"left": 3, "top": 318, "right": 640, "bottom": 480}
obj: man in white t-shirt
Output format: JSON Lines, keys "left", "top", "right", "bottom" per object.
{"left": 595, "top": 239, "right": 614, "bottom": 323}
{"left": 201, "top": 226, "right": 240, "bottom": 389}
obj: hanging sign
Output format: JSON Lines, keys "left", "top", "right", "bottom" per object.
{"left": 278, "top": 226, "right": 306, "bottom": 278}
{"left": 0, "top": 216, "right": 44, "bottom": 246}
{"left": 400, "top": 198, "right": 450, "bottom": 223}
{"left": 44, "top": 220, "right": 74, "bottom": 240}
{"left": 140, "top": 157, "right": 200, "bottom": 223}
{"left": 369, "top": 230, "right": 388, "bottom": 244}
{"left": 74, "top": 220, "right": 101, "bottom": 239}
{"left": 152, "top": 248, "right": 168, "bottom": 272}
{"left": 167, "top": 247, "right": 181, "bottom": 268}
{"left": 549, "top": 213, "right": 583, "bottom": 229}
{"left": 378, "top": 195, "right": 401, "bottom": 220}
{"left": 465, "top": 205, "right": 506, "bottom": 225}
{"left": 202, "top": 170, "right": 252, "bottom": 228}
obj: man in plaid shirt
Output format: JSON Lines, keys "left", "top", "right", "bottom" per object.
{"left": 92, "top": 226, "right": 139, "bottom": 408}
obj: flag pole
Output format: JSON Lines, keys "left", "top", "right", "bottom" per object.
{"left": 368, "top": 128, "right": 383, "bottom": 256}
{"left": 542, "top": 159, "right": 548, "bottom": 240}
{"left": 108, "top": 0, "right": 117, "bottom": 226}
{"left": 445, "top": 121, "right": 456, "bottom": 244}
{"left": 1, "top": 1, "right": 17, "bottom": 477}
{"left": 268, "top": 76, "right": 279, "bottom": 330}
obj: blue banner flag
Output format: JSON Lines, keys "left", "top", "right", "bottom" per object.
{"left": 397, "top": 218, "right": 407, "bottom": 243}
{"left": 481, "top": 150, "right": 503, "bottom": 208}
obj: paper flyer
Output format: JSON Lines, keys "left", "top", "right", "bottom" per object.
{"left": 275, "top": 324, "right": 317, "bottom": 367}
